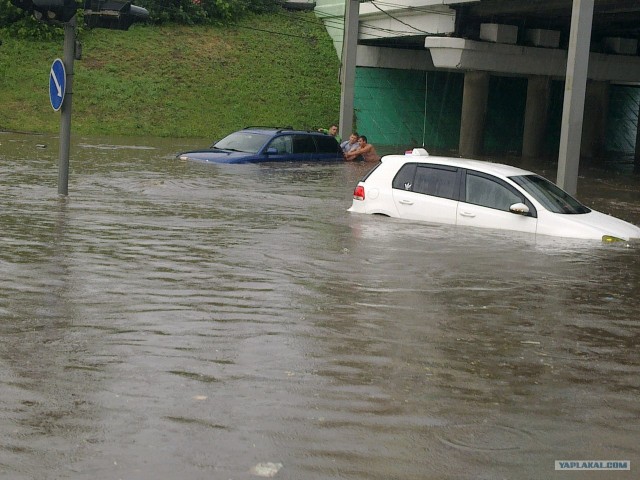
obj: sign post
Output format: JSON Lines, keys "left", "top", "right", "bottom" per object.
{"left": 57, "top": 16, "right": 76, "bottom": 196}
{"left": 11, "top": 0, "right": 149, "bottom": 196}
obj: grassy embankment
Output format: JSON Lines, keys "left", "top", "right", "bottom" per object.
{"left": 0, "top": 11, "right": 341, "bottom": 139}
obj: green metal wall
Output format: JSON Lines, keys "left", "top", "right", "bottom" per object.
{"left": 354, "top": 68, "right": 462, "bottom": 151}
{"left": 607, "top": 85, "right": 640, "bottom": 153}
{"left": 354, "top": 67, "right": 639, "bottom": 157}
{"left": 354, "top": 68, "right": 530, "bottom": 153}
{"left": 484, "top": 76, "right": 527, "bottom": 155}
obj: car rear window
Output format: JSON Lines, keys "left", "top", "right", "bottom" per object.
{"left": 392, "top": 163, "right": 417, "bottom": 190}
{"left": 393, "top": 163, "right": 458, "bottom": 200}
{"left": 362, "top": 162, "right": 384, "bottom": 182}
{"left": 414, "top": 165, "right": 458, "bottom": 199}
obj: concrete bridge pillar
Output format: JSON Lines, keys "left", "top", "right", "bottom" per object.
{"left": 522, "top": 76, "right": 551, "bottom": 158}
{"left": 557, "top": 0, "right": 594, "bottom": 196}
{"left": 459, "top": 71, "right": 489, "bottom": 157}
{"left": 580, "top": 80, "right": 610, "bottom": 158}
{"left": 636, "top": 103, "right": 640, "bottom": 172}
{"left": 339, "top": 0, "right": 360, "bottom": 141}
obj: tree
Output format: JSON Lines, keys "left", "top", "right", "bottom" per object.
{"left": 0, "top": 0, "right": 287, "bottom": 33}
{"left": 134, "top": 0, "right": 286, "bottom": 24}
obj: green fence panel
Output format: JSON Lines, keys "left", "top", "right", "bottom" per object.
{"left": 354, "top": 68, "right": 638, "bottom": 157}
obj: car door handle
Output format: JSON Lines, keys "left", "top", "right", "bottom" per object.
{"left": 459, "top": 211, "right": 476, "bottom": 218}
{"left": 398, "top": 199, "right": 414, "bottom": 205}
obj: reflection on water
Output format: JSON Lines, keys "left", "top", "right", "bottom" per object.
{"left": 1, "top": 131, "right": 639, "bottom": 479}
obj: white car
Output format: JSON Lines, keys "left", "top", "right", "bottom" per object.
{"left": 348, "top": 149, "right": 640, "bottom": 242}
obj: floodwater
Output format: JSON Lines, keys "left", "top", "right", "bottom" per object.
{"left": 1, "top": 131, "right": 639, "bottom": 479}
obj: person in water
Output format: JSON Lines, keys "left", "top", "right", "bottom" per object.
{"left": 344, "top": 135, "right": 380, "bottom": 162}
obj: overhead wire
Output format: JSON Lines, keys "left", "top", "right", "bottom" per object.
{"left": 228, "top": 1, "right": 454, "bottom": 43}
{"left": 371, "top": 0, "right": 455, "bottom": 17}
{"left": 314, "top": 1, "right": 453, "bottom": 38}
{"left": 228, "top": 21, "right": 318, "bottom": 39}
{"left": 279, "top": 9, "right": 391, "bottom": 40}
{"left": 314, "top": 10, "right": 431, "bottom": 39}
{"left": 368, "top": 0, "right": 442, "bottom": 35}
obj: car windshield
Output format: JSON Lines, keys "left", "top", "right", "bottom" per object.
{"left": 509, "top": 174, "right": 591, "bottom": 214}
{"left": 212, "top": 132, "right": 270, "bottom": 153}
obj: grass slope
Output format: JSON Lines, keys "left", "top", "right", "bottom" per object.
{"left": 0, "top": 11, "right": 341, "bottom": 139}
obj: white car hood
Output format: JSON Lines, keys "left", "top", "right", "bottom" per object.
{"left": 538, "top": 208, "right": 640, "bottom": 240}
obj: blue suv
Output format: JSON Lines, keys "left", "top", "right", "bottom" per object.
{"left": 177, "top": 127, "right": 344, "bottom": 164}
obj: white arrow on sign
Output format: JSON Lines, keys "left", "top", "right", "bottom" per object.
{"left": 50, "top": 67, "right": 63, "bottom": 98}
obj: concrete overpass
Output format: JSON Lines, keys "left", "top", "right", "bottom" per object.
{"left": 315, "top": 0, "right": 640, "bottom": 194}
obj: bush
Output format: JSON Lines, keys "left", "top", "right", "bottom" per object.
{"left": 0, "top": 0, "right": 287, "bottom": 35}
{"left": 140, "top": 0, "right": 286, "bottom": 24}
{"left": 0, "top": 1, "right": 65, "bottom": 40}
{"left": 0, "top": 0, "right": 21, "bottom": 25}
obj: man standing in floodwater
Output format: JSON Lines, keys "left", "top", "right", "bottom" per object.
{"left": 341, "top": 132, "right": 360, "bottom": 155}
{"left": 344, "top": 135, "right": 381, "bottom": 162}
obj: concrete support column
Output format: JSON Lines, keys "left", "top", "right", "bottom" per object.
{"left": 339, "top": 0, "right": 359, "bottom": 141}
{"left": 557, "top": 0, "right": 594, "bottom": 196}
{"left": 635, "top": 103, "right": 640, "bottom": 171}
{"left": 459, "top": 71, "right": 489, "bottom": 158}
{"left": 522, "top": 76, "right": 551, "bottom": 158}
{"left": 580, "top": 80, "right": 609, "bottom": 158}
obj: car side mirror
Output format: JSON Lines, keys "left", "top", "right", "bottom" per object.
{"left": 266, "top": 148, "right": 278, "bottom": 155}
{"left": 509, "top": 202, "right": 529, "bottom": 215}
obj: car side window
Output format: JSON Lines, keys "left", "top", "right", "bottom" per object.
{"left": 268, "top": 135, "right": 293, "bottom": 154}
{"left": 413, "top": 165, "right": 458, "bottom": 200}
{"left": 314, "top": 135, "right": 340, "bottom": 153}
{"left": 465, "top": 173, "right": 522, "bottom": 211}
{"left": 292, "top": 135, "right": 317, "bottom": 154}
{"left": 392, "top": 163, "right": 417, "bottom": 190}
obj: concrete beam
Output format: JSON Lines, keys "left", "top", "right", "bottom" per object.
{"left": 424, "top": 36, "right": 640, "bottom": 83}
{"left": 358, "top": 0, "right": 457, "bottom": 42}
{"left": 356, "top": 45, "right": 434, "bottom": 70}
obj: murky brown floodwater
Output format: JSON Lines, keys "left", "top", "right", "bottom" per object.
{"left": 1, "top": 131, "right": 639, "bottom": 479}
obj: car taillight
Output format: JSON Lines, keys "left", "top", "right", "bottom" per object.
{"left": 353, "top": 185, "right": 365, "bottom": 201}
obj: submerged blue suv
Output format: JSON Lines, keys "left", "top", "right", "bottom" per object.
{"left": 177, "top": 127, "right": 344, "bottom": 164}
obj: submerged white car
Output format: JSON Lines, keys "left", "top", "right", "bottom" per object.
{"left": 348, "top": 149, "right": 640, "bottom": 242}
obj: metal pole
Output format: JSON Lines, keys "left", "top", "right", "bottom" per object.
{"left": 556, "top": 0, "right": 594, "bottom": 196}
{"left": 338, "top": 0, "right": 359, "bottom": 141}
{"left": 58, "top": 16, "right": 76, "bottom": 196}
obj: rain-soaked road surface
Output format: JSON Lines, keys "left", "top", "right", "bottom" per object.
{"left": 1, "top": 131, "right": 639, "bottom": 479}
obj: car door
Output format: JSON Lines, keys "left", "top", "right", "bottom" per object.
{"left": 391, "top": 163, "right": 460, "bottom": 225}
{"left": 263, "top": 134, "right": 294, "bottom": 162}
{"left": 313, "top": 135, "right": 343, "bottom": 161}
{"left": 457, "top": 171, "right": 538, "bottom": 233}
{"left": 291, "top": 134, "right": 317, "bottom": 161}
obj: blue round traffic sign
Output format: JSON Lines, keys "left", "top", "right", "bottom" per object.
{"left": 49, "top": 58, "right": 66, "bottom": 111}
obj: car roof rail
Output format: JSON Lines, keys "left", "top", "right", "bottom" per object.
{"left": 243, "top": 126, "right": 295, "bottom": 132}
